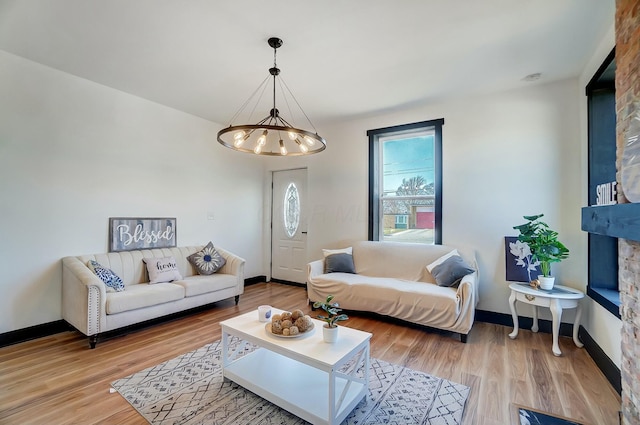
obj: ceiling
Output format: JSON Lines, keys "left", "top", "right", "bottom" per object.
{"left": 0, "top": 0, "right": 614, "bottom": 127}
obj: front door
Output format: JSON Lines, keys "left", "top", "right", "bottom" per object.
{"left": 271, "top": 168, "right": 307, "bottom": 284}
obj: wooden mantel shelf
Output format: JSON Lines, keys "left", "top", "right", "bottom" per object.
{"left": 581, "top": 203, "right": 640, "bottom": 241}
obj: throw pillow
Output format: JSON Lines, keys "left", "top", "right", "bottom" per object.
{"left": 143, "top": 256, "right": 183, "bottom": 284}
{"left": 87, "top": 260, "right": 125, "bottom": 292}
{"left": 430, "top": 255, "right": 475, "bottom": 287}
{"left": 322, "top": 247, "right": 353, "bottom": 257}
{"left": 187, "top": 242, "right": 226, "bottom": 275}
{"left": 323, "top": 247, "right": 356, "bottom": 274}
{"left": 426, "top": 249, "right": 459, "bottom": 273}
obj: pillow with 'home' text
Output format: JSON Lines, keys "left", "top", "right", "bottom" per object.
{"left": 143, "top": 256, "right": 183, "bottom": 284}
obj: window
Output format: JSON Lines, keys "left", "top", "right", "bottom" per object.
{"left": 585, "top": 48, "right": 620, "bottom": 318}
{"left": 283, "top": 182, "right": 300, "bottom": 238}
{"left": 395, "top": 215, "right": 408, "bottom": 229}
{"left": 367, "top": 119, "right": 444, "bottom": 244}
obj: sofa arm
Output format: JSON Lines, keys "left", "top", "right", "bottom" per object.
{"left": 457, "top": 271, "right": 478, "bottom": 307}
{"left": 307, "top": 259, "right": 324, "bottom": 280}
{"left": 61, "top": 256, "right": 107, "bottom": 337}
{"left": 216, "top": 247, "right": 246, "bottom": 294}
{"left": 457, "top": 253, "right": 479, "bottom": 307}
{"left": 451, "top": 267, "right": 479, "bottom": 334}
{"left": 306, "top": 259, "right": 326, "bottom": 303}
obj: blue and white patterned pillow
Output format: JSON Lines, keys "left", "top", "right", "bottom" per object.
{"left": 187, "top": 242, "right": 226, "bottom": 275}
{"left": 87, "top": 260, "right": 125, "bottom": 292}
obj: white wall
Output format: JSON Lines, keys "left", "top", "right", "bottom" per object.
{"left": 264, "top": 77, "right": 584, "bottom": 317}
{"left": 0, "top": 50, "right": 265, "bottom": 333}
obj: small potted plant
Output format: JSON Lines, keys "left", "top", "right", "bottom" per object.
{"left": 513, "top": 214, "right": 570, "bottom": 290}
{"left": 313, "top": 295, "right": 349, "bottom": 343}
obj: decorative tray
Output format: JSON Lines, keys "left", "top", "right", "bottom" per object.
{"left": 264, "top": 321, "right": 315, "bottom": 338}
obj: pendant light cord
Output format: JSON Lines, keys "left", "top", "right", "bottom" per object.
{"left": 272, "top": 44, "right": 278, "bottom": 121}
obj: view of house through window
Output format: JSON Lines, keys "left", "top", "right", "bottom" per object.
{"left": 380, "top": 131, "right": 435, "bottom": 242}
{"left": 368, "top": 119, "right": 443, "bottom": 244}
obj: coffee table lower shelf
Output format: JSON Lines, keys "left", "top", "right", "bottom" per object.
{"left": 223, "top": 348, "right": 367, "bottom": 425}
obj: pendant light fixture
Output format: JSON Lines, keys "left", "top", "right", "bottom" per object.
{"left": 217, "top": 37, "right": 326, "bottom": 156}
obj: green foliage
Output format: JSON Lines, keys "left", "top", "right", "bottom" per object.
{"left": 313, "top": 295, "right": 349, "bottom": 328}
{"left": 513, "top": 214, "right": 570, "bottom": 277}
{"left": 396, "top": 176, "right": 434, "bottom": 196}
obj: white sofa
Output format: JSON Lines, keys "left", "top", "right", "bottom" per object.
{"left": 62, "top": 245, "right": 245, "bottom": 348}
{"left": 307, "top": 241, "right": 478, "bottom": 342}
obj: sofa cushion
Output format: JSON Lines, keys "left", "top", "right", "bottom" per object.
{"left": 87, "top": 260, "right": 125, "bottom": 292}
{"left": 105, "top": 283, "right": 185, "bottom": 314}
{"left": 311, "top": 273, "right": 461, "bottom": 328}
{"left": 174, "top": 274, "right": 237, "bottom": 297}
{"left": 431, "top": 255, "right": 475, "bottom": 287}
{"left": 187, "top": 242, "right": 226, "bottom": 275}
{"left": 143, "top": 256, "right": 183, "bottom": 283}
{"left": 353, "top": 241, "right": 456, "bottom": 282}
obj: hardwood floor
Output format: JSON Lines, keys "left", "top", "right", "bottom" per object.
{"left": 0, "top": 282, "right": 621, "bottom": 425}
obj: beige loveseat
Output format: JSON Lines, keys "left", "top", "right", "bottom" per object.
{"left": 62, "top": 245, "right": 244, "bottom": 348}
{"left": 307, "top": 241, "right": 478, "bottom": 342}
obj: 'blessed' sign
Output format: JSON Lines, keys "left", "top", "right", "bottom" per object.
{"left": 109, "top": 217, "right": 177, "bottom": 252}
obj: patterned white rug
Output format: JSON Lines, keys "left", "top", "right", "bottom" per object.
{"left": 112, "top": 339, "right": 470, "bottom": 425}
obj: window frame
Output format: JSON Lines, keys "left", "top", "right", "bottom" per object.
{"left": 367, "top": 118, "right": 444, "bottom": 244}
{"left": 585, "top": 48, "right": 620, "bottom": 318}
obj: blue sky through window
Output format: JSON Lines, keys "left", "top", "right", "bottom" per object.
{"left": 382, "top": 136, "right": 434, "bottom": 195}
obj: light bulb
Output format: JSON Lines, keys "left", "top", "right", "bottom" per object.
{"left": 234, "top": 133, "right": 249, "bottom": 148}
{"left": 279, "top": 139, "right": 287, "bottom": 155}
{"left": 295, "top": 139, "right": 308, "bottom": 153}
{"left": 254, "top": 143, "right": 263, "bottom": 154}
{"left": 257, "top": 129, "right": 268, "bottom": 146}
{"left": 288, "top": 131, "right": 297, "bottom": 140}
{"left": 304, "top": 136, "right": 315, "bottom": 146}
{"left": 233, "top": 131, "right": 245, "bottom": 141}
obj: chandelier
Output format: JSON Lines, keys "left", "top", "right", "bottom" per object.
{"left": 217, "top": 37, "right": 326, "bottom": 156}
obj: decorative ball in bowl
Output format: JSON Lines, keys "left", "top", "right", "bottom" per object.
{"left": 266, "top": 309, "right": 314, "bottom": 337}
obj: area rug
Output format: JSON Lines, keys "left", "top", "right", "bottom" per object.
{"left": 111, "top": 339, "right": 470, "bottom": 425}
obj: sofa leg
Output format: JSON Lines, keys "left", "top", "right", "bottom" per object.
{"left": 89, "top": 335, "right": 98, "bottom": 349}
{"left": 234, "top": 295, "right": 240, "bottom": 305}
{"left": 460, "top": 333, "right": 467, "bottom": 343}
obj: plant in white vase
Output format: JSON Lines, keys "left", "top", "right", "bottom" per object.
{"left": 513, "top": 214, "right": 570, "bottom": 290}
{"left": 313, "top": 295, "right": 348, "bottom": 343}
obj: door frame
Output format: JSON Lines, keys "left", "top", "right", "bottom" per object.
{"left": 269, "top": 167, "right": 308, "bottom": 286}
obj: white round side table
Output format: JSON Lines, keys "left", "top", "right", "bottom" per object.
{"left": 508, "top": 282, "right": 584, "bottom": 356}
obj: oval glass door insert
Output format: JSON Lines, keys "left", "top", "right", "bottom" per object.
{"left": 283, "top": 183, "right": 300, "bottom": 238}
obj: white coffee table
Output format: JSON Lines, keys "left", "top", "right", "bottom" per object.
{"left": 508, "top": 282, "right": 584, "bottom": 356}
{"left": 220, "top": 308, "right": 372, "bottom": 425}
